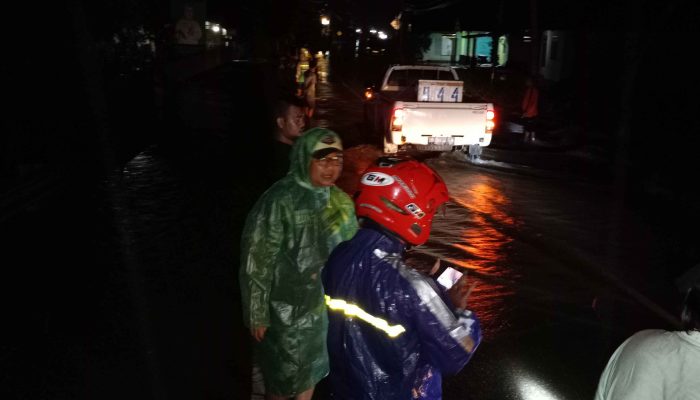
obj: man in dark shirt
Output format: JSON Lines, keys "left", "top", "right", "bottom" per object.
{"left": 247, "top": 93, "right": 308, "bottom": 398}
{"left": 268, "top": 94, "right": 307, "bottom": 184}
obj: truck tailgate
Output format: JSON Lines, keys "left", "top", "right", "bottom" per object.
{"left": 399, "top": 102, "right": 490, "bottom": 137}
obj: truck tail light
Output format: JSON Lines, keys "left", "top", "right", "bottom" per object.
{"left": 391, "top": 108, "right": 404, "bottom": 131}
{"left": 485, "top": 109, "right": 495, "bottom": 133}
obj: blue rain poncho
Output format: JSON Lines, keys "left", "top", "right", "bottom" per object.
{"left": 239, "top": 128, "right": 358, "bottom": 396}
{"left": 323, "top": 226, "right": 481, "bottom": 400}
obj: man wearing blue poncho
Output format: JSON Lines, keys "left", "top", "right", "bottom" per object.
{"left": 323, "top": 156, "right": 482, "bottom": 400}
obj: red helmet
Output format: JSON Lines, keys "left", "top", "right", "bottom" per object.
{"left": 354, "top": 156, "right": 449, "bottom": 246}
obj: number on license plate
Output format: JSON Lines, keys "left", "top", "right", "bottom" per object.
{"left": 428, "top": 137, "right": 454, "bottom": 145}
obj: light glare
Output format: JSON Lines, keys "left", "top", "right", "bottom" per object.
{"left": 518, "top": 377, "right": 560, "bottom": 400}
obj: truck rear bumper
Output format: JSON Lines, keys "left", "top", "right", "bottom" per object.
{"left": 394, "top": 134, "right": 492, "bottom": 149}
{"left": 412, "top": 144, "right": 454, "bottom": 151}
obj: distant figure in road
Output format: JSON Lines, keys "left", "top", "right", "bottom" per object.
{"left": 303, "top": 57, "right": 318, "bottom": 120}
{"left": 323, "top": 156, "right": 481, "bottom": 400}
{"left": 175, "top": 4, "right": 202, "bottom": 45}
{"left": 294, "top": 49, "right": 307, "bottom": 97}
{"left": 240, "top": 128, "right": 358, "bottom": 400}
{"left": 594, "top": 263, "right": 700, "bottom": 400}
{"left": 521, "top": 75, "right": 539, "bottom": 143}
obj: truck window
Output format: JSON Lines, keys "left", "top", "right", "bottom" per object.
{"left": 436, "top": 70, "right": 458, "bottom": 80}
{"left": 386, "top": 70, "right": 401, "bottom": 86}
{"left": 387, "top": 69, "right": 442, "bottom": 89}
{"left": 387, "top": 69, "right": 423, "bottom": 90}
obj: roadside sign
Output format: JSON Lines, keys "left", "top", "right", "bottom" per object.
{"left": 417, "top": 80, "right": 463, "bottom": 102}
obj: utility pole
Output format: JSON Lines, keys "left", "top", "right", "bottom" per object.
{"left": 491, "top": 0, "right": 504, "bottom": 84}
{"left": 529, "top": 0, "right": 539, "bottom": 76}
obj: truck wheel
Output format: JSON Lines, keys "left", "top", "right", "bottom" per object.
{"left": 384, "top": 137, "right": 398, "bottom": 154}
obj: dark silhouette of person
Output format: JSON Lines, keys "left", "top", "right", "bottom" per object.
{"left": 175, "top": 4, "right": 202, "bottom": 45}
{"left": 265, "top": 94, "right": 307, "bottom": 186}
{"left": 521, "top": 75, "right": 539, "bottom": 142}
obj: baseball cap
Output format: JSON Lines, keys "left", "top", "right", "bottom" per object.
{"left": 311, "top": 133, "right": 343, "bottom": 159}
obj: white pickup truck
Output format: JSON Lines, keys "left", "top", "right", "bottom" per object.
{"left": 363, "top": 65, "right": 496, "bottom": 156}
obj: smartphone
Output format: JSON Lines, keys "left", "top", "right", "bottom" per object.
{"left": 436, "top": 265, "right": 464, "bottom": 289}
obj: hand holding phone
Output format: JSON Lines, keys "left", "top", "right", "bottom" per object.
{"left": 436, "top": 265, "right": 463, "bottom": 289}
{"left": 448, "top": 273, "right": 476, "bottom": 311}
{"left": 430, "top": 259, "right": 476, "bottom": 309}
{"left": 431, "top": 259, "right": 464, "bottom": 289}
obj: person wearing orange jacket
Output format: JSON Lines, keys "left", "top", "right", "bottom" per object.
{"left": 521, "top": 75, "right": 539, "bottom": 143}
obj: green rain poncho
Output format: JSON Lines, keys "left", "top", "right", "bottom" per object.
{"left": 239, "top": 128, "right": 358, "bottom": 396}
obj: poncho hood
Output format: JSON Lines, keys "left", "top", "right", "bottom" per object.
{"left": 289, "top": 127, "right": 343, "bottom": 190}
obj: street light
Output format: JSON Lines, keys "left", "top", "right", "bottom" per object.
{"left": 321, "top": 15, "right": 330, "bottom": 26}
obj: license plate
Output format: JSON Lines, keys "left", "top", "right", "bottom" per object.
{"left": 418, "top": 80, "right": 463, "bottom": 102}
{"left": 428, "top": 137, "right": 454, "bottom": 145}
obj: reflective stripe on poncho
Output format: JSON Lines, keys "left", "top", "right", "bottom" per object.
{"left": 323, "top": 227, "right": 481, "bottom": 400}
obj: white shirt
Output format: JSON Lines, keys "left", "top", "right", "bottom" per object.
{"left": 595, "top": 329, "right": 700, "bottom": 400}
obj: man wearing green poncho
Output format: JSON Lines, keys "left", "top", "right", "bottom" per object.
{"left": 240, "top": 128, "right": 358, "bottom": 399}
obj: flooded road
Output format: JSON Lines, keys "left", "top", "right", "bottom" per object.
{"left": 111, "top": 60, "right": 681, "bottom": 400}
{"left": 6, "top": 58, "right": 689, "bottom": 400}
{"left": 309, "top": 59, "right": 684, "bottom": 399}
{"left": 419, "top": 154, "right": 679, "bottom": 399}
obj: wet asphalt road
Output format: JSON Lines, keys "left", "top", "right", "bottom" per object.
{"left": 3, "top": 56, "right": 690, "bottom": 400}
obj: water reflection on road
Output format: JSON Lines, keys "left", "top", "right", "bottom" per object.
{"left": 306, "top": 70, "right": 680, "bottom": 399}
{"left": 421, "top": 167, "right": 516, "bottom": 338}
{"left": 409, "top": 153, "right": 678, "bottom": 399}
{"left": 98, "top": 62, "right": 683, "bottom": 400}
